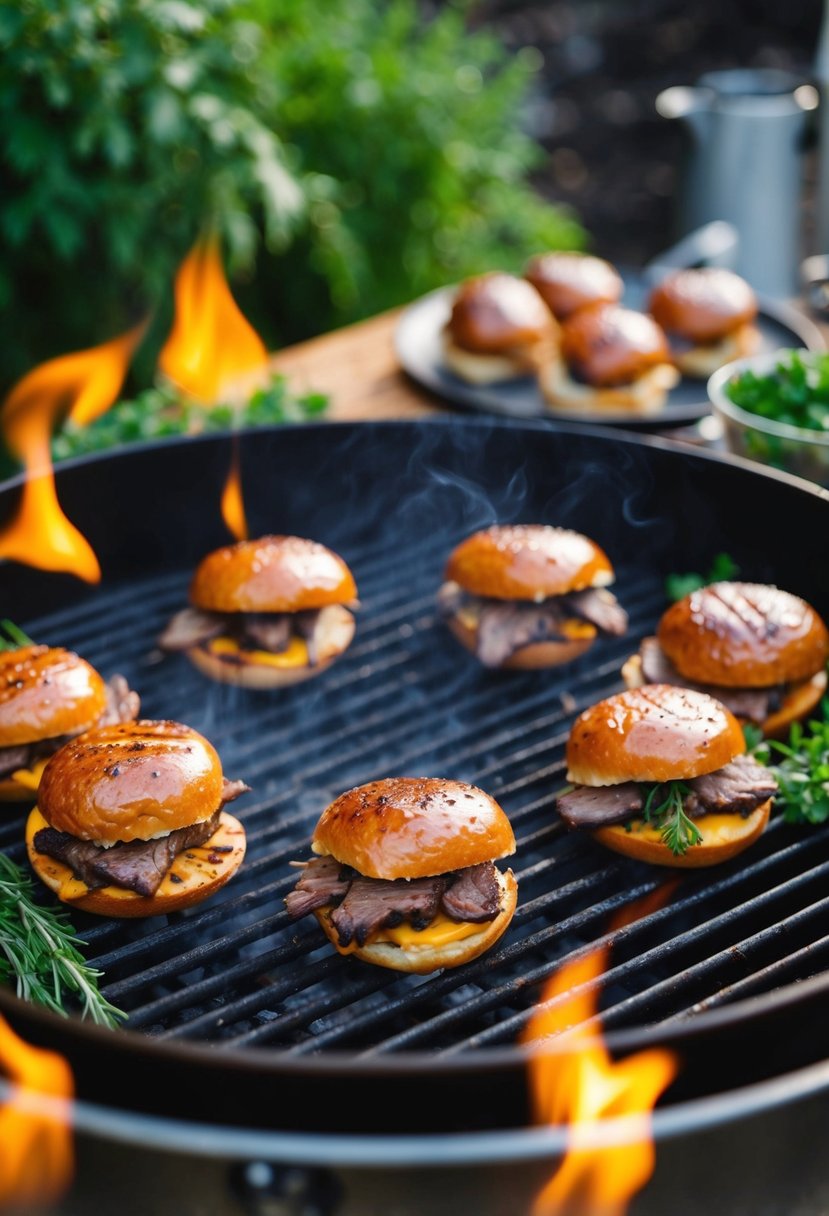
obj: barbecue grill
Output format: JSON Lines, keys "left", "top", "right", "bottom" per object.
{"left": 2, "top": 416, "right": 829, "bottom": 1212}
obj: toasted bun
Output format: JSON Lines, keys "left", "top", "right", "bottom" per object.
{"left": 446, "top": 273, "right": 557, "bottom": 356}
{"left": 0, "top": 779, "right": 40, "bottom": 803}
{"left": 187, "top": 605, "right": 355, "bottom": 688}
{"left": 444, "top": 610, "right": 595, "bottom": 669}
{"left": 313, "top": 867, "right": 518, "bottom": 973}
{"left": 0, "top": 646, "right": 107, "bottom": 747}
{"left": 27, "top": 805, "right": 246, "bottom": 917}
{"left": 540, "top": 356, "right": 679, "bottom": 416}
{"left": 566, "top": 685, "right": 746, "bottom": 787}
{"left": 524, "top": 251, "right": 623, "bottom": 320}
{"left": 670, "top": 322, "right": 761, "bottom": 379}
{"left": 558, "top": 303, "right": 674, "bottom": 388}
{"left": 593, "top": 800, "right": 770, "bottom": 869}
{"left": 623, "top": 653, "right": 828, "bottom": 742}
{"left": 190, "top": 535, "right": 357, "bottom": 614}
{"left": 658, "top": 582, "right": 829, "bottom": 687}
{"left": 37, "top": 720, "right": 225, "bottom": 846}
{"left": 311, "top": 777, "right": 516, "bottom": 881}
{"left": 441, "top": 333, "right": 542, "bottom": 384}
{"left": 648, "top": 267, "right": 758, "bottom": 343}
{"left": 445, "top": 525, "right": 614, "bottom": 601}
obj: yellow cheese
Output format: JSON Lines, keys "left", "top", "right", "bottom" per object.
{"left": 208, "top": 635, "right": 308, "bottom": 668}
{"left": 331, "top": 911, "right": 481, "bottom": 956}
{"left": 560, "top": 619, "right": 597, "bottom": 640}
{"left": 627, "top": 813, "right": 754, "bottom": 847}
{"left": 10, "top": 758, "right": 50, "bottom": 791}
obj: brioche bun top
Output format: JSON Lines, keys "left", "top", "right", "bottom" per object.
{"left": 658, "top": 582, "right": 829, "bottom": 687}
{"left": 446, "top": 273, "right": 556, "bottom": 354}
{"left": 648, "top": 267, "right": 758, "bottom": 342}
{"left": 560, "top": 302, "right": 673, "bottom": 387}
{"left": 566, "top": 684, "right": 745, "bottom": 787}
{"left": 444, "top": 524, "right": 614, "bottom": 601}
{"left": 311, "top": 777, "right": 516, "bottom": 881}
{"left": 524, "top": 251, "right": 623, "bottom": 320}
{"left": 37, "top": 720, "right": 225, "bottom": 845}
{"left": 190, "top": 535, "right": 357, "bottom": 614}
{"left": 0, "top": 646, "right": 107, "bottom": 747}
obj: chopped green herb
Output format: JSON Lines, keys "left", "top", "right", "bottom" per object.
{"left": 753, "top": 696, "right": 829, "bottom": 826}
{"left": 0, "top": 621, "right": 34, "bottom": 652}
{"left": 641, "top": 780, "right": 703, "bottom": 855}
{"left": 725, "top": 349, "right": 829, "bottom": 433}
{"left": 664, "top": 552, "right": 740, "bottom": 603}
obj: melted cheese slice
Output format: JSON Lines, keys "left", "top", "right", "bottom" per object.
{"left": 626, "top": 813, "right": 758, "bottom": 847}
{"left": 331, "top": 911, "right": 482, "bottom": 956}
{"left": 10, "top": 758, "right": 50, "bottom": 792}
{"left": 208, "top": 636, "right": 309, "bottom": 668}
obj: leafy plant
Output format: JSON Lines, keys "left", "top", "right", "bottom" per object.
{"left": 753, "top": 697, "right": 829, "bottom": 826}
{"left": 664, "top": 552, "right": 740, "bottom": 603}
{"left": 726, "top": 350, "right": 829, "bottom": 434}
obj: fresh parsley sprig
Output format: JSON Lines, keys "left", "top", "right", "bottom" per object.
{"left": 0, "top": 620, "right": 34, "bottom": 652}
{"left": 664, "top": 553, "right": 740, "bottom": 604}
{"left": 641, "top": 781, "right": 703, "bottom": 855}
{"left": 0, "top": 853, "right": 125, "bottom": 1028}
{"left": 752, "top": 698, "right": 829, "bottom": 826}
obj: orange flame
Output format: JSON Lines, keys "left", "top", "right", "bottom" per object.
{"left": 524, "top": 886, "right": 680, "bottom": 1216}
{"left": 0, "top": 1015, "right": 74, "bottom": 1208}
{"left": 221, "top": 437, "right": 249, "bottom": 541}
{"left": 158, "top": 235, "right": 269, "bottom": 404}
{"left": 0, "top": 325, "right": 144, "bottom": 582}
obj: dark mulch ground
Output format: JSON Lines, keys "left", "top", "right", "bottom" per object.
{"left": 473, "top": 0, "right": 824, "bottom": 269}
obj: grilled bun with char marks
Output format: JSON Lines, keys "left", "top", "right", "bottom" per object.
{"left": 27, "top": 720, "right": 247, "bottom": 917}
{"left": 648, "top": 267, "right": 761, "bottom": 378}
{"left": 562, "top": 685, "right": 772, "bottom": 868}
{"left": 290, "top": 777, "right": 518, "bottom": 973}
{"left": 541, "top": 302, "right": 679, "bottom": 415}
{"left": 524, "top": 251, "right": 623, "bottom": 321}
{"left": 443, "top": 273, "right": 558, "bottom": 384}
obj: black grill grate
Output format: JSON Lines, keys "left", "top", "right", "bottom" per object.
{"left": 8, "top": 520, "right": 829, "bottom": 1059}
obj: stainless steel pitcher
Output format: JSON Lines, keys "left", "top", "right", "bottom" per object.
{"left": 656, "top": 68, "right": 818, "bottom": 298}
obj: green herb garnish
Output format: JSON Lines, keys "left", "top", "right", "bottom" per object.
{"left": 641, "top": 781, "right": 703, "bottom": 855}
{"left": 753, "top": 697, "right": 829, "bottom": 826}
{"left": 0, "top": 853, "right": 126, "bottom": 1028}
{"left": 726, "top": 350, "right": 829, "bottom": 433}
{"left": 664, "top": 552, "right": 740, "bottom": 603}
{"left": 0, "top": 621, "right": 34, "bottom": 652}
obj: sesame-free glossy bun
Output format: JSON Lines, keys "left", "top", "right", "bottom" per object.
{"left": 566, "top": 685, "right": 745, "bottom": 787}
{"left": 446, "top": 273, "right": 557, "bottom": 355}
{"left": 593, "top": 800, "right": 770, "bottom": 869}
{"left": 26, "top": 805, "right": 246, "bottom": 917}
{"left": 0, "top": 646, "right": 107, "bottom": 747}
{"left": 649, "top": 267, "right": 758, "bottom": 343}
{"left": 37, "top": 720, "right": 225, "bottom": 845}
{"left": 524, "top": 251, "right": 623, "bottom": 321}
{"left": 658, "top": 583, "right": 829, "bottom": 688}
{"left": 314, "top": 867, "right": 518, "bottom": 973}
{"left": 559, "top": 303, "right": 673, "bottom": 387}
{"left": 311, "top": 777, "right": 516, "bottom": 881}
{"left": 445, "top": 525, "right": 614, "bottom": 601}
{"left": 189, "top": 535, "right": 357, "bottom": 614}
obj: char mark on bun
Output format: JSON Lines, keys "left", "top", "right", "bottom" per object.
{"left": 158, "top": 535, "right": 358, "bottom": 688}
{"left": 556, "top": 685, "right": 777, "bottom": 867}
{"left": 438, "top": 525, "right": 628, "bottom": 669}
{"left": 647, "top": 267, "right": 761, "bottom": 379}
{"left": 285, "top": 777, "right": 518, "bottom": 973}
{"left": 0, "top": 645, "right": 140, "bottom": 802}
{"left": 622, "top": 582, "right": 829, "bottom": 740}
{"left": 27, "top": 720, "right": 248, "bottom": 916}
{"left": 540, "top": 302, "right": 679, "bottom": 416}
{"left": 442, "top": 272, "right": 559, "bottom": 386}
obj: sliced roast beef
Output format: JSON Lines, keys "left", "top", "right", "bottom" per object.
{"left": 441, "top": 862, "right": 501, "bottom": 922}
{"left": 562, "top": 588, "right": 628, "bottom": 636}
{"left": 98, "top": 674, "right": 141, "bottom": 726}
{"left": 241, "top": 613, "right": 292, "bottom": 654}
{"left": 330, "top": 875, "right": 446, "bottom": 947}
{"left": 284, "top": 856, "right": 354, "bottom": 919}
{"left": 556, "top": 782, "right": 643, "bottom": 828}
{"left": 686, "top": 754, "right": 778, "bottom": 817}
{"left": 477, "top": 601, "right": 569, "bottom": 668}
{"left": 638, "top": 638, "right": 777, "bottom": 724}
{"left": 295, "top": 606, "right": 354, "bottom": 668}
{"left": 0, "top": 744, "right": 32, "bottom": 779}
{"left": 221, "top": 777, "right": 252, "bottom": 804}
{"left": 33, "top": 810, "right": 222, "bottom": 897}
{"left": 158, "top": 607, "right": 226, "bottom": 652}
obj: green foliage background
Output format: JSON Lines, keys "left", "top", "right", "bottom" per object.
{"left": 0, "top": 0, "right": 583, "bottom": 395}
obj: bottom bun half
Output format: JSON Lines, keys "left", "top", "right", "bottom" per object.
{"left": 446, "top": 614, "right": 595, "bottom": 670}
{"left": 540, "top": 359, "right": 679, "bottom": 417}
{"left": 187, "top": 608, "right": 355, "bottom": 689}
{"left": 592, "top": 799, "right": 771, "bottom": 869}
{"left": 314, "top": 867, "right": 518, "bottom": 973}
{"left": 0, "top": 779, "right": 39, "bottom": 803}
{"left": 26, "top": 808, "right": 246, "bottom": 917}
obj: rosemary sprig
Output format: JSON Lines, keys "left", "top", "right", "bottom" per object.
{"left": 641, "top": 781, "right": 703, "bottom": 856}
{"left": 0, "top": 620, "right": 34, "bottom": 651}
{"left": 0, "top": 853, "right": 126, "bottom": 1028}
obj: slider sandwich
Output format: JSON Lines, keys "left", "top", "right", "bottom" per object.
{"left": 648, "top": 267, "right": 761, "bottom": 378}
{"left": 442, "top": 272, "right": 558, "bottom": 385}
{"left": 27, "top": 720, "right": 248, "bottom": 916}
{"left": 0, "top": 645, "right": 140, "bottom": 801}
{"left": 524, "top": 251, "right": 624, "bottom": 322}
{"left": 556, "top": 685, "right": 777, "bottom": 867}
{"left": 622, "top": 581, "right": 829, "bottom": 739}
{"left": 285, "top": 777, "right": 517, "bottom": 973}
{"left": 437, "top": 524, "right": 628, "bottom": 669}
{"left": 159, "top": 534, "right": 358, "bottom": 687}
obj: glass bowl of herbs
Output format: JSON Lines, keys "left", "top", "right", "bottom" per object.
{"left": 707, "top": 348, "right": 829, "bottom": 486}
